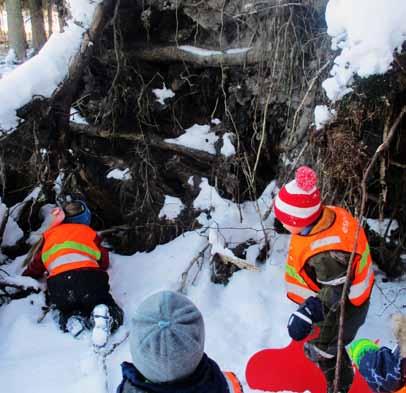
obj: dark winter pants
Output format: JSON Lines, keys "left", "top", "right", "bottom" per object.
{"left": 307, "top": 300, "right": 370, "bottom": 392}
{"left": 47, "top": 269, "right": 123, "bottom": 332}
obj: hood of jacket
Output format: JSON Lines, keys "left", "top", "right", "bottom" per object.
{"left": 117, "top": 354, "right": 229, "bottom": 393}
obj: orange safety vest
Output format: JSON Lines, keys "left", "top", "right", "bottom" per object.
{"left": 285, "top": 206, "right": 374, "bottom": 306}
{"left": 223, "top": 372, "right": 243, "bottom": 393}
{"left": 42, "top": 223, "right": 101, "bottom": 277}
{"left": 395, "top": 386, "right": 406, "bottom": 393}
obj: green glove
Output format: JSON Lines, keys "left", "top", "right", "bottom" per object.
{"left": 348, "top": 339, "right": 380, "bottom": 367}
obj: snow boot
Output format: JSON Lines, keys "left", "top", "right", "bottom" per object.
{"left": 66, "top": 315, "right": 86, "bottom": 338}
{"left": 91, "top": 304, "right": 112, "bottom": 349}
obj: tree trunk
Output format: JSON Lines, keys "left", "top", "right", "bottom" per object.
{"left": 29, "top": 0, "right": 47, "bottom": 51}
{"left": 55, "top": 0, "right": 66, "bottom": 33}
{"left": 5, "top": 0, "right": 27, "bottom": 62}
{"left": 46, "top": 0, "right": 53, "bottom": 37}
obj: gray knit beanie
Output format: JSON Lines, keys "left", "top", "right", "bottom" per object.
{"left": 130, "top": 290, "right": 205, "bottom": 383}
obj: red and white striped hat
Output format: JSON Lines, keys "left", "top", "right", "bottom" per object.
{"left": 274, "top": 166, "right": 322, "bottom": 228}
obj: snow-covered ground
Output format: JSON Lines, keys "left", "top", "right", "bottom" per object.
{"left": 0, "top": 178, "right": 404, "bottom": 393}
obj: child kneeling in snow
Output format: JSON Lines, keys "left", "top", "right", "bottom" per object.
{"left": 23, "top": 200, "right": 123, "bottom": 347}
{"left": 348, "top": 313, "right": 406, "bottom": 393}
{"left": 117, "top": 290, "right": 243, "bottom": 393}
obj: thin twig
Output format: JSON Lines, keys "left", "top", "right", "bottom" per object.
{"left": 178, "top": 244, "right": 210, "bottom": 293}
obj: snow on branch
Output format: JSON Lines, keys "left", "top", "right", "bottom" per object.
{"left": 0, "top": 0, "right": 103, "bottom": 133}
{"left": 323, "top": 0, "right": 406, "bottom": 102}
{"left": 0, "top": 274, "right": 41, "bottom": 305}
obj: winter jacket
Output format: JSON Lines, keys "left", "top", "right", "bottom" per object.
{"left": 286, "top": 207, "right": 372, "bottom": 356}
{"left": 359, "top": 346, "right": 405, "bottom": 393}
{"left": 116, "top": 354, "right": 243, "bottom": 393}
{"left": 23, "top": 224, "right": 109, "bottom": 279}
{"left": 285, "top": 206, "right": 374, "bottom": 306}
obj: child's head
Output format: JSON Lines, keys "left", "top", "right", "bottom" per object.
{"left": 274, "top": 166, "right": 321, "bottom": 232}
{"left": 63, "top": 200, "right": 92, "bottom": 225}
{"left": 130, "top": 290, "right": 205, "bottom": 383}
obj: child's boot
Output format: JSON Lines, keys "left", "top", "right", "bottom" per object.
{"left": 91, "top": 304, "right": 112, "bottom": 349}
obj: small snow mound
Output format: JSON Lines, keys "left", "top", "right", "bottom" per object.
{"left": 70, "top": 107, "right": 88, "bottom": 125}
{"left": 152, "top": 83, "right": 175, "bottom": 105}
{"left": 165, "top": 124, "right": 218, "bottom": 155}
{"left": 159, "top": 196, "right": 185, "bottom": 220}
{"left": 314, "top": 105, "right": 336, "bottom": 130}
{"left": 221, "top": 133, "right": 236, "bottom": 157}
{"left": 106, "top": 168, "right": 131, "bottom": 181}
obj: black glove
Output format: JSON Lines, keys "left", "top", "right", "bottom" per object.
{"left": 287, "top": 296, "right": 324, "bottom": 341}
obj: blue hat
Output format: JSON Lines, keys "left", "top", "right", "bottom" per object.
{"left": 130, "top": 291, "right": 205, "bottom": 383}
{"left": 63, "top": 201, "right": 92, "bottom": 225}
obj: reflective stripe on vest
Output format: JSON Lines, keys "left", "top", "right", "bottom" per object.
{"left": 42, "top": 224, "right": 101, "bottom": 277}
{"left": 286, "top": 282, "right": 317, "bottom": 300}
{"left": 285, "top": 206, "right": 374, "bottom": 306}
{"left": 42, "top": 241, "right": 101, "bottom": 263}
{"left": 223, "top": 372, "right": 243, "bottom": 393}
{"left": 46, "top": 253, "right": 99, "bottom": 272}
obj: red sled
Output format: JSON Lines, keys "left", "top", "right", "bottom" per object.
{"left": 245, "top": 330, "right": 372, "bottom": 393}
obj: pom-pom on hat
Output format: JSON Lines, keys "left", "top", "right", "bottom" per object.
{"left": 274, "top": 166, "right": 322, "bottom": 228}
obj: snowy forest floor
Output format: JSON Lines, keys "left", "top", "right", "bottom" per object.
{"left": 0, "top": 179, "right": 405, "bottom": 393}
{"left": 0, "top": 49, "right": 16, "bottom": 79}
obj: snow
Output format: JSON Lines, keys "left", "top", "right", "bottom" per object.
{"left": 27, "top": 204, "right": 57, "bottom": 245}
{"left": 323, "top": 0, "right": 406, "bottom": 102}
{"left": 0, "top": 0, "right": 102, "bottom": 132}
{"left": 165, "top": 124, "right": 219, "bottom": 155}
{"left": 366, "top": 218, "right": 399, "bottom": 241}
{"left": 221, "top": 133, "right": 236, "bottom": 157}
{"left": 0, "top": 200, "right": 23, "bottom": 248}
{"left": 211, "top": 118, "right": 221, "bottom": 125}
{"left": 179, "top": 46, "right": 251, "bottom": 57}
{"left": 158, "top": 195, "right": 185, "bottom": 220}
{"left": 9, "top": 187, "right": 41, "bottom": 222}
{"left": 179, "top": 46, "right": 222, "bottom": 56}
{"left": 0, "top": 176, "right": 405, "bottom": 392}
{"left": 70, "top": 107, "right": 89, "bottom": 125}
{"left": 152, "top": 83, "right": 175, "bottom": 105}
{"left": 226, "top": 48, "right": 251, "bottom": 55}
{"left": 314, "top": 105, "right": 336, "bottom": 130}
{"left": 0, "top": 50, "right": 17, "bottom": 79}
{"left": 106, "top": 168, "right": 132, "bottom": 181}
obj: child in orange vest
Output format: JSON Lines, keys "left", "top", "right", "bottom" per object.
{"left": 23, "top": 201, "right": 123, "bottom": 347}
{"left": 348, "top": 314, "right": 406, "bottom": 393}
{"left": 273, "top": 166, "right": 374, "bottom": 392}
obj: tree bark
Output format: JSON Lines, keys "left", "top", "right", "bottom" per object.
{"left": 46, "top": 0, "right": 53, "bottom": 37}
{"left": 29, "top": 0, "right": 47, "bottom": 51}
{"left": 5, "top": 0, "right": 27, "bottom": 61}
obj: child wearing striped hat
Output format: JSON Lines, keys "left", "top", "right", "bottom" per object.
{"left": 274, "top": 166, "right": 374, "bottom": 393}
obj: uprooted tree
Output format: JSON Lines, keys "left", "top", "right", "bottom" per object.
{"left": 0, "top": 0, "right": 405, "bottom": 280}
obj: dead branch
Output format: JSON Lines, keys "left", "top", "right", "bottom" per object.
{"left": 179, "top": 243, "right": 210, "bottom": 293}
{"left": 0, "top": 279, "right": 41, "bottom": 304}
{"left": 216, "top": 252, "right": 260, "bottom": 272}
{"left": 333, "top": 106, "right": 406, "bottom": 393}
{"left": 123, "top": 46, "right": 271, "bottom": 67}
{"left": 70, "top": 122, "right": 220, "bottom": 164}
